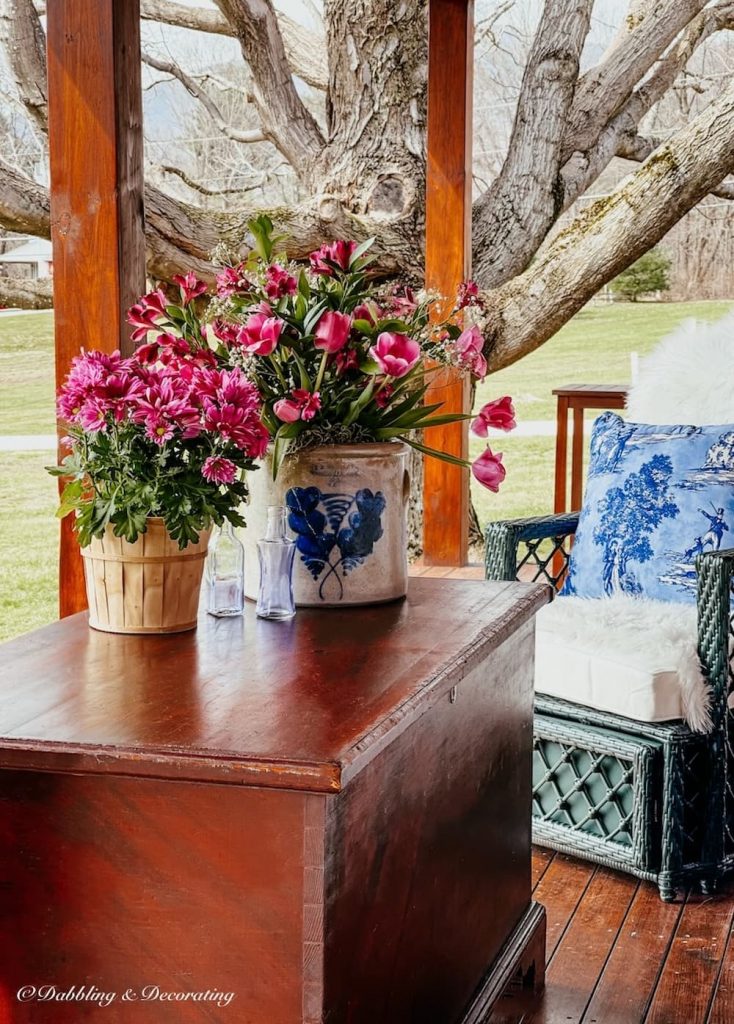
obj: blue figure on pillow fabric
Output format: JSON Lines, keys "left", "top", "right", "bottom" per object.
{"left": 563, "top": 412, "right": 734, "bottom": 604}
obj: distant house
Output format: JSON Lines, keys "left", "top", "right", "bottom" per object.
{"left": 0, "top": 238, "right": 53, "bottom": 279}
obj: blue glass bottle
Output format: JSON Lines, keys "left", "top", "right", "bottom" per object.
{"left": 256, "top": 506, "right": 296, "bottom": 620}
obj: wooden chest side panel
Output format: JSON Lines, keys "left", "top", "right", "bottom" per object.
{"left": 323, "top": 619, "right": 536, "bottom": 1024}
{"left": 0, "top": 773, "right": 313, "bottom": 1023}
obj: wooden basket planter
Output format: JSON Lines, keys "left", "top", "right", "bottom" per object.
{"left": 81, "top": 518, "right": 210, "bottom": 634}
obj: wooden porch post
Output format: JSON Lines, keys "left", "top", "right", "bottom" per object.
{"left": 47, "top": 0, "right": 146, "bottom": 617}
{"left": 423, "top": 0, "right": 473, "bottom": 566}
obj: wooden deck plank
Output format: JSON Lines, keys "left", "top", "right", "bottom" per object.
{"left": 708, "top": 908, "right": 734, "bottom": 1024}
{"left": 532, "top": 853, "right": 595, "bottom": 961}
{"left": 581, "top": 881, "right": 683, "bottom": 1024}
{"left": 531, "top": 848, "right": 555, "bottom": 890}
{"left": 524, "top": 868, "right": 638, "bottom": 1023}
{"left": 645, "top": 891, "right": 734, "bottom": 1024}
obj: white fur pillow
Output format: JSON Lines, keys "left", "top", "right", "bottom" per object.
{"left": 626, "top": 311, "right": 734, "bottom": 424}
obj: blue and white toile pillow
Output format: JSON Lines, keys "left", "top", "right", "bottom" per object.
{"left": 563, "top": 412, "right": 734, "bottom": 604}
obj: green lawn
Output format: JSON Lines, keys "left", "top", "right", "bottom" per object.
{"left": 0, "top": 310, "right": 55, "bottom": 434}
{"left": 0, "top": 300, "right": 732, "bottom": 640}
{"left": 474, "top": 299, "right": 733, "bottom": 424}
{"left": 470, "top": 299, "right": 733, "bottom": 530}
{"left": 0, "top": 451, "right": 59, "bottom": 641}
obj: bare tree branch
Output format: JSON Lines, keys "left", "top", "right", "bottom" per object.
{"left": 472, "top": 0, "right": 594, "bottom": 287}
{"left": 212, "top": 0, "right": 325, "bottom": 170}
{"left": 562, "top": 0, "right": 708, "bottom": 161}
{"left": 0, "top": 0, "right": 47, "bottom": 137}
{"left": 0, "top": 274, "right": 52, "bottom": 309}
{"left": 0, "top": 157, "right": 50, "bottom": 236}
{"left": 559, "top": 0, "right": 734, "bottom": 213}
{"left": 158, "top": 164, "right": 265, "bottom": 195}
{"left": 483, "top": 79, "right": 734, "bottom": 372}
{"left": 139, "top": 0, "right": 328, "bottom": 91}
{"left": 141, "top": 51, "right": 266, "bottom": 144}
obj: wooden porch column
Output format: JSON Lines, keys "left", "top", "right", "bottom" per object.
{"left": 423, "top": 0, "right": 473, "bottom": 566}
{"left": 47, "top": 0, "right": 146, "bottom": 618}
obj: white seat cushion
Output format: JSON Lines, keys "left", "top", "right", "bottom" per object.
{"left": 535, "top": 594, "right": 712, "bottom": 733}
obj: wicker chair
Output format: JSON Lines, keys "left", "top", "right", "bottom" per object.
{"left": 486, "top": 506, "right": 734, "bottom": 901}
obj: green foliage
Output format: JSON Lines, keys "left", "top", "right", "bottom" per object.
{"left": 610, "top": 248, "right": 672, "bottom": 302}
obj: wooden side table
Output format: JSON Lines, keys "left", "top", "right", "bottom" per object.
{"left": 0, "top": 578, "right": 550, "bottom": 1023}
{"left": 553, "top": 383, "right": 629, "bottom": 514}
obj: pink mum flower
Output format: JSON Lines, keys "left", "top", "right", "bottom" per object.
{"left": 471, "top": 448, "right": 506, "bottom": 492}
{"left": 172, "top": 272, "right": 208, "bottom": 305}
{"left": 453, "top": 325, "right": 487, "bottom": 380}
{"left": 309, "top": 240, "right": 356, "bottom": 276}
{"left": 264, "top": 264, "right": 297, "bottom": 299}
{"left": 132, "top": 376, "right": 201, "bottom": 445}
{"left": 314, "top": 311, "right": 351, "bottom": 353}
{"left": 369, "top": 332, "right": 421, "bottom": 379}
{"left": 471, "top": 396, "right": 516, "bottom": 436}
{"left": 201, "top": 456, "right": 237, "bottom": 485}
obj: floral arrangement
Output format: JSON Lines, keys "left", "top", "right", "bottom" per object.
{"left": 51, "top": 217, "right": 514, "bottom": 548}
{"left": 49, "top": 347, "right": 268, "bottom": 547}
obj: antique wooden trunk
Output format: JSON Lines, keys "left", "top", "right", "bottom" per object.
{"left": 0, "top": 578, "right": 549, "bottom": 1022}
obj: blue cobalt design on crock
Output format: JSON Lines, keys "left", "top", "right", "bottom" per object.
{"left": 285, "top": 486, "right": 386, "bottom": 601}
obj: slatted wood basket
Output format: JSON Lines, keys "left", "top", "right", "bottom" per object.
{"left": 81, "top": 518, "right": 210, "bottom": 634}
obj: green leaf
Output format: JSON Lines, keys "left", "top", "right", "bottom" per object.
{"left": 290, "top": 349, "right": 312, "bottom": 390}
{"left": 351, "top": 319, "right": 375, "bottom": 336}
{"left": 396, "top": 435, "right": 471, "bottom": 469}
{"left": 297, "top": 269, "right": 311, "bottom": 299}
{"left": 349, "top": 237, "right": 375, "bottom": 267}
{"left": 358, "top": 357, "right": 382, "bottom": 375}
{"left": 343, "top": 380, "right": 376, "bottom": 426}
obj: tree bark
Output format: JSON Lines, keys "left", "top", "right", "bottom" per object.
{"left": 483, "top": 80, "right": 734, "bottom": 372}
{"left": 139, "top": 0, "right": 328, "bottom": 90}
{"left": 0, "top": 0, "right": 48, "bottom": 139}
{"left": 0, "top": 275, "right": 53, "bottom": 309}
{"left": 214, "top": 0, "right": 325, "bottom": 169}
{"left": 472, "top": 0, "right": 594, "bottom": 287}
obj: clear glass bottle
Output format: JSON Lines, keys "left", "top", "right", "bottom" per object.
{"left": 206, "top": 520, "right": 245, "bottom": 617}
{"left": 256, "top": 506, "right": 296, "bottom": 620}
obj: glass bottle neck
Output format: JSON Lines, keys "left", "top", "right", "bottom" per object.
{"left": 265, "top": 507, "right": 288, "bottom": 541}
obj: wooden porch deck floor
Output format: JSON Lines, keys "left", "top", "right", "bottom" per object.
{"left": 489, "top": 849, "right": 734, "bottom": 1024}
{"left": 410, "top": 566, "right": 734, "bottom": 1023}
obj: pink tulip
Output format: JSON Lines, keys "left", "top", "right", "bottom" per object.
{"left": 238, "top": 310, "right": 283, "bottom": 356}
{"left": 172, "top": 272, "right": 208, "bottom": 305}
{"left": 314, "top": 311, "right": 352, "bottom": 353}
{"left": 274, "top": 389, "right": 322, "bottom": 423}
{"left": 312, "top": 240, "right": 356, "bottom": 275}
{"left": 454, "top": 325, "right": 487, "bottom": 380}
{"left": 472, "top": 448, "right": 506, "bottom": 492}
{"left": 369, "top": 332, "right": 421, "bottom": 379}
{"left": 471, "top": 396, "right": 516, "bottom": 436}
{"left": 273, "top": 397, "right": 302, "bottom": 423}
{"left": 352, "top": 302, "right": 382, "bottom": 326}
{"left": 309, "top": 240, "right": 356, "bottom": 276}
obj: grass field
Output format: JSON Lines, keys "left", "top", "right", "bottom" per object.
{"left": 0, "top": 299, "right": 732, "bottom": 640}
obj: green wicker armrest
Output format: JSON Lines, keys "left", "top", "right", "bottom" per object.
{"left": 485, "top": 512, "right": 580, "bottom": 585}
{"left": 697, "top": 548, "right": 734, "bottom": 722}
